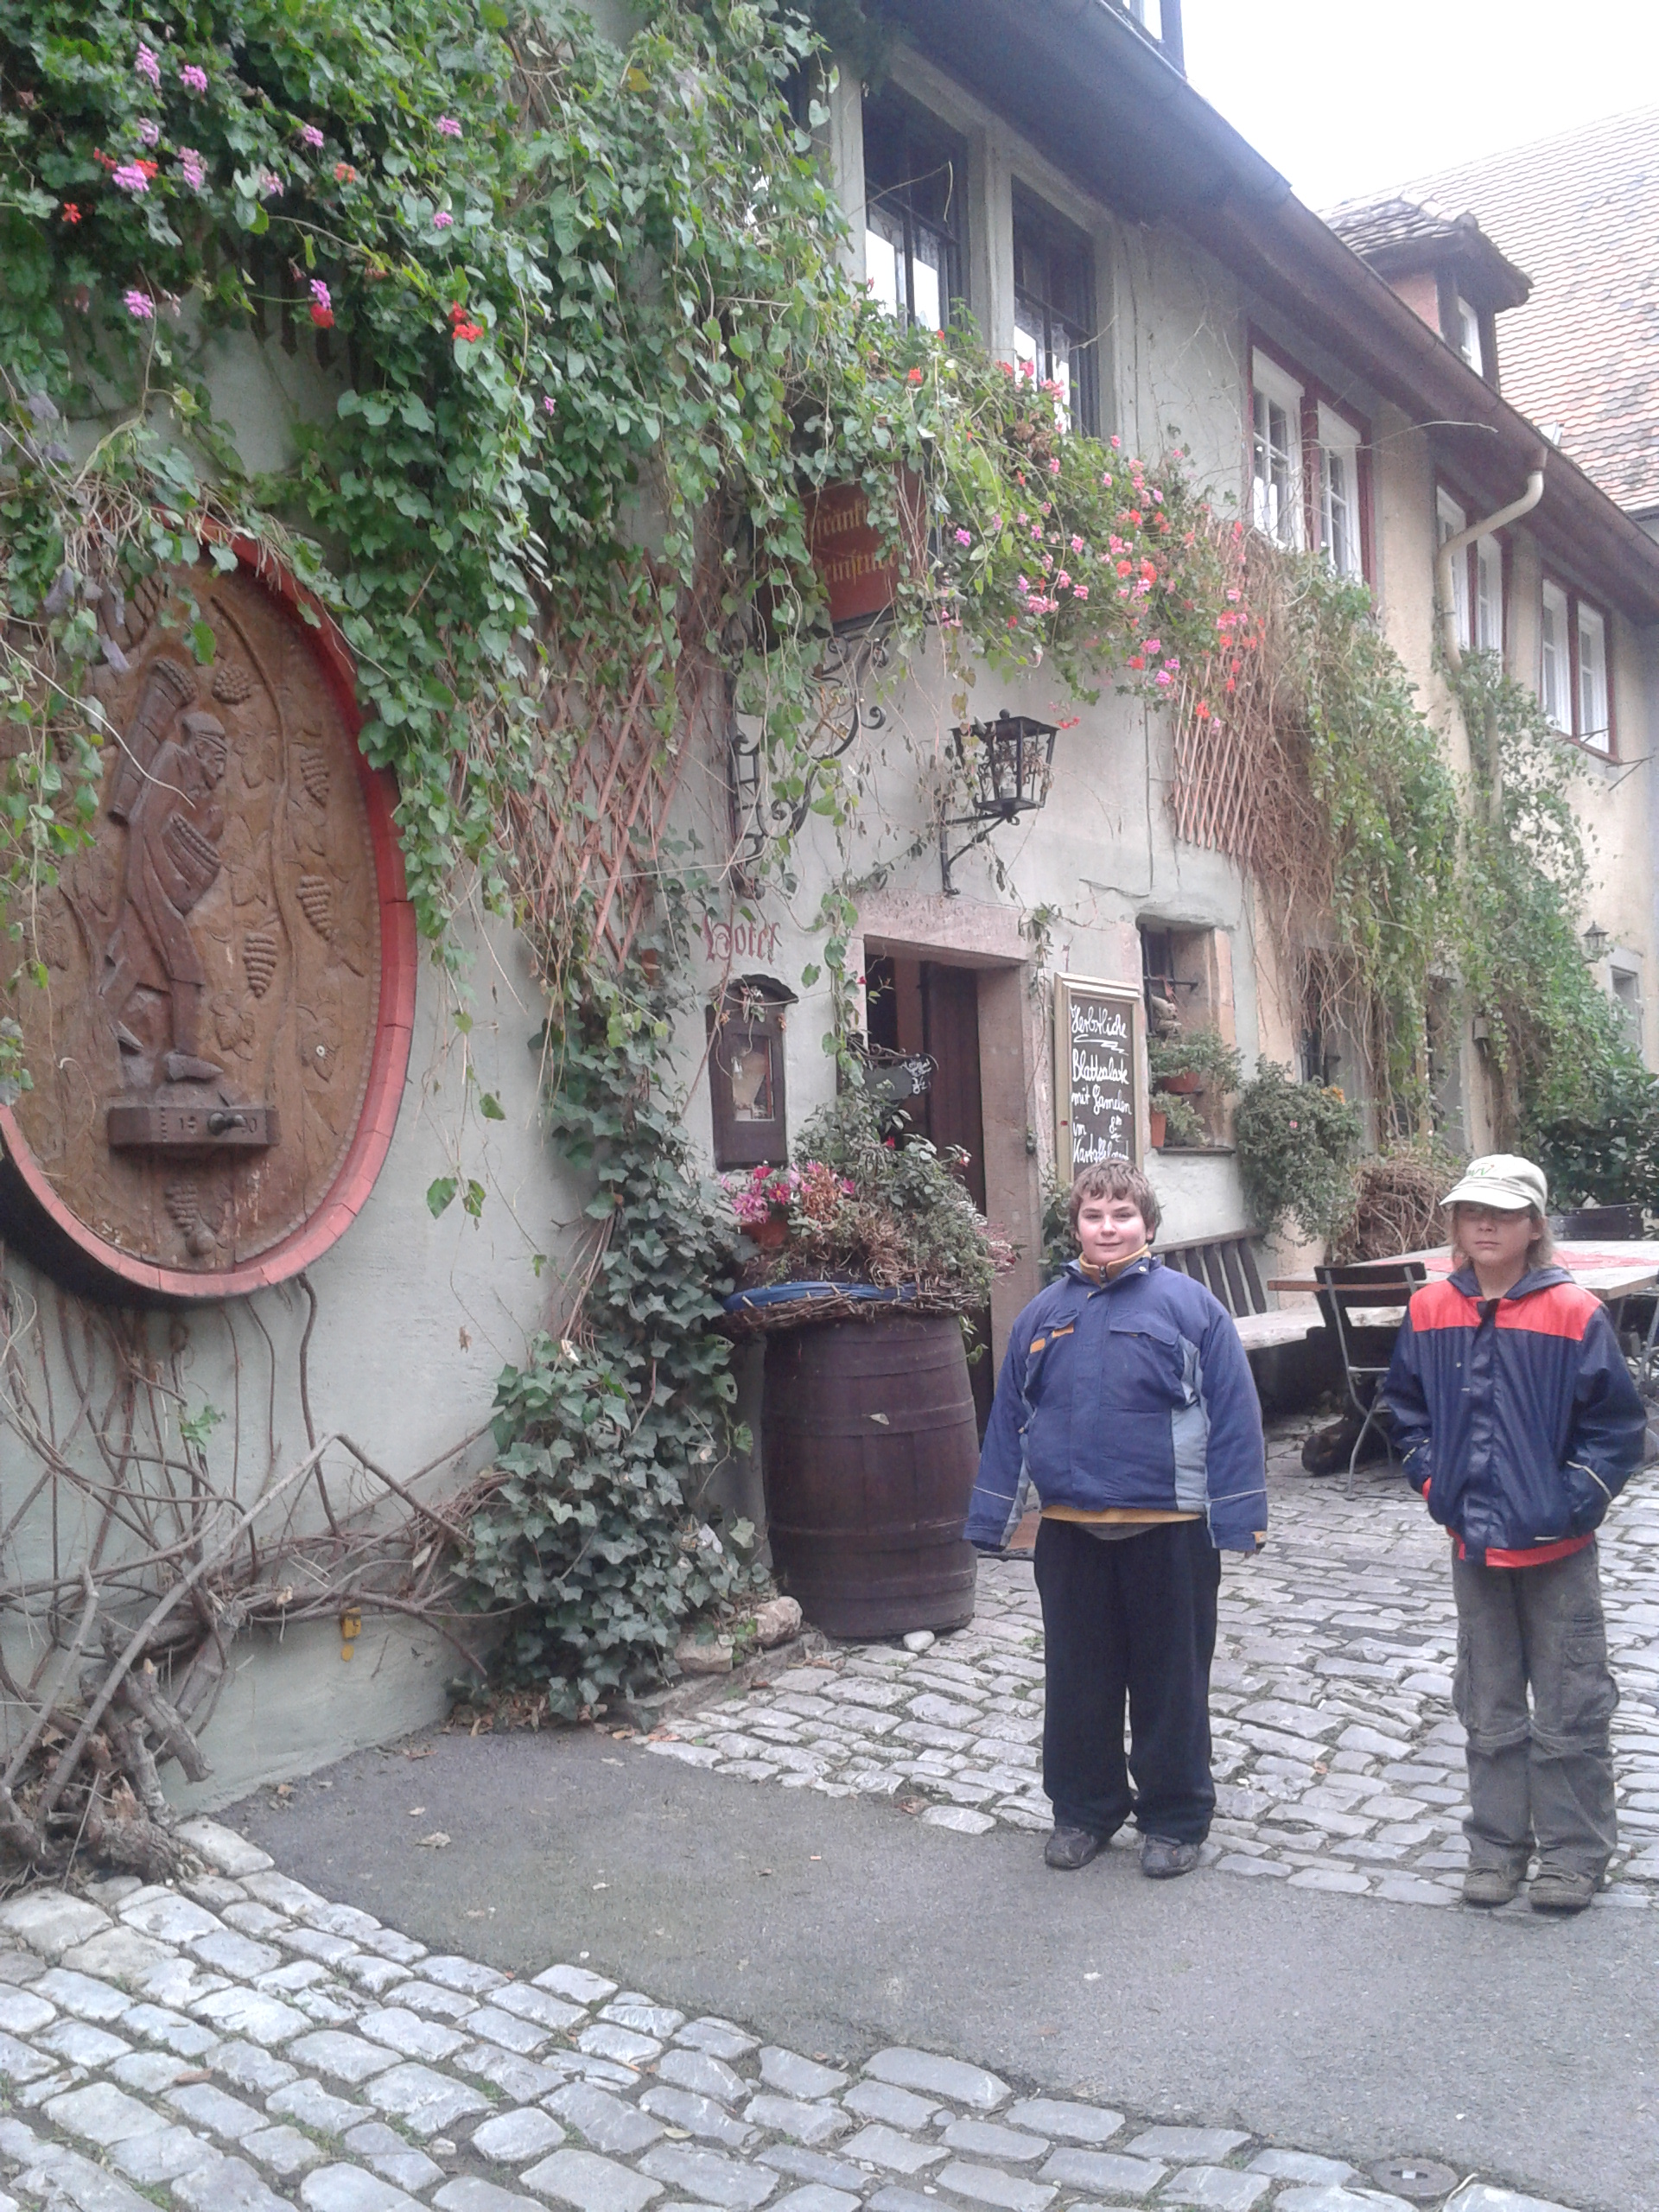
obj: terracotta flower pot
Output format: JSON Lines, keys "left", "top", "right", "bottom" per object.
{"left": 751, "top": 1215, "right": 790, "bottom": 1250}
{"left": 1148, "top": 1109, "right": 1167, "bottom": 1149}
{"left": 1160, "top": 1069, "right": 1203, "bottom": 1095}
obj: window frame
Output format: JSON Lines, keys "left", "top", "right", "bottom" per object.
{"left": 861, "top": 89, "right": 967, "bottom": 336}
{"left": 1454, "top": 296, "right": 1484, "bottom": 378}
{"left": 1539, "top": 573, "right": 1616, "bottom": 757}
{"left": 1434, "top": 480, "right": 1508, "bottom": 661}
{"left": 1011, "top": 184, "right": 1098, "bottom": 435}
{"left": 1249, "top": 348, "right": 1306, "bottom": 552}
{"left": 1248, "top": 334, "right": 1373, "bottom": 581}
{"left": 1316, "top": 401, "right": 1364, "bottom": 580}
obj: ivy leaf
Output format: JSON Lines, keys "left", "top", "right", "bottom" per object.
{"left": 426, "top": 1176, "right": 458, "bottom": 1217}
{"left": 479, "top": 1091, "right": 505, "bottom": 1120}
{"left": 189, "top": 619, "right": 216, "bottom": 665}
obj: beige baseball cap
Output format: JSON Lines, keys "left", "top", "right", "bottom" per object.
{"left": 1440, "top": 1154, "right": 1548, "bottom": 1214}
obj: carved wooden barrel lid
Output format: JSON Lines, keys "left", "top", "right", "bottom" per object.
{"left": 0, "top": 541, "right": 416, "bottom": 1303}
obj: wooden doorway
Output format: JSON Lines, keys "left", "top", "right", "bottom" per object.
{"left": 866, "top": 954, "right": 995, "bottom": 1436}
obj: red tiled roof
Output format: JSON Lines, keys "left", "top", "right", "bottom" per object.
{"left": 1392, "top": 108, "right": 1659, "bottom": 514}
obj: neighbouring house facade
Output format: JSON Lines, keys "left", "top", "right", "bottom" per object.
{"left": 7, "top": 0, "right": 1659, "bottom": 1799}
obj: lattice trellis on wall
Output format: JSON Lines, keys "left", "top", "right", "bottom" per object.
{"left": 505, "top": 656, "right": 715, "bottom": 971}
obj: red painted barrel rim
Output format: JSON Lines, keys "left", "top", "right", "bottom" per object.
{"left": 0, "top": 532, "right": 416, "bottom": 1302}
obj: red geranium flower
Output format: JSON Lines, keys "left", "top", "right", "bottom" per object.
{"left": 61, "top": 201, "right": 81, "bottom": 223}
{"left": 309, "top": 303, "right": 334, "bottom": 328}
{"left": 906, "top": 365, "right": 923, "bottom": 384}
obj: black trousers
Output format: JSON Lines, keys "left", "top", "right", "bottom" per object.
{"left": 1033, "top": 1516, "right": 1222, "bottom": 1845}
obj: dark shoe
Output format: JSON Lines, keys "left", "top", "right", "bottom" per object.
{"left": 1141, "top": 1834, "right": 1200, "bottom": 1879}
{"left": 1044, "top": 1825, "right": 1103, "bottom": 1871}
{"left": 1462, "top": 1865, "right": 1523, "bottom": 1908}
{"left": 1529, "top": 1867, "right": 1597, "bottom": 1915}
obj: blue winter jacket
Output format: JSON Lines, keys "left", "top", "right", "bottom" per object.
{"left": 963, "top": 1254, "right": 1268, "bottom": 1554}
{"left": 1381, "top": 1263, "right": 1645, "bottom": 1565}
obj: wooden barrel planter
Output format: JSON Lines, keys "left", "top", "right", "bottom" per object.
{"left": 760, "top": 1312, "right": 980, "bottom": 1640}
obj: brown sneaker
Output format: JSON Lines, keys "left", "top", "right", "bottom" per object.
{"left": 1529, "top": 1867, "right": 1598, "bottom": 1915}
{"left": 1462, "top": 1865, "right": 1523, "bottom": 1908}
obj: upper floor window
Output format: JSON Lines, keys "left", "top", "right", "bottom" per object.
{"left": 1475, "top": 535, "right": 1503, "bottom": 653}
{"left": 1541, "top": 579, "right": 1613, "bottom": 753}
{"left": 1317, "top": 404, "right": 1363, "bottom": 579}
{"left": 1012, "top": 190, "right": 1096, "bottom": 433}
{"left": 862, "top": 91, "right": 964, "bottom": 334}
{"left": 1251, "top": 352, "right": 1305, "bottom": 551}
{"left": 1540, "top": 581, "right": 1571, "bottom": 729}
{"left": 1454, "top": 296, "right": 1484, "bottom": 378}
{"left": 1437, "top": 490, "right": 1471, "bottom": 651}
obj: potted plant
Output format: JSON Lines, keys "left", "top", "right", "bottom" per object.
{"left": 720, "top": 1092, "right": 1013, "bottom": 1641}
{"left": 1147, "top": 1027, "right": 1245, "bottom": 1148}
{"left": 720, "top": 1163, "right": 804, "bottom": 1250}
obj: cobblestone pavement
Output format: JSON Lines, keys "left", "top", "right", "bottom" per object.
{"left": 643, "top": 1428, "right": 1659, "bottom": 1910}
{"left": 0, "top": 1834, "right": 1592, "bottom": 2212}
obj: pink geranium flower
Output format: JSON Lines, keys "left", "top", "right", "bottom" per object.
{"left": 124, "top": 290, "right": 155, "bottom": 319}
{"left": 432, "top": 208, "right": 454, "bottom": 229}
{"left": 178, "top": 149, "right": 206, "bottom": 188}
{"left": 179, "top": 64, "right": 208, "bottom": 93}
{"left": 111, "top": 162, "right": 149, "bottom": 194}
{"left": 301, "top": 124, "right": 324, "bottom": 149}
{"left": 436, "top": 115, "right": 462, "bottom": 137}
{"left": 135, "top": 42, "right": 161, "bottom": 87}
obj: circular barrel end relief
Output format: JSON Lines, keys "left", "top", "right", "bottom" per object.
{"left": 0, "top": 543, "right": 415, "bottom": 1305}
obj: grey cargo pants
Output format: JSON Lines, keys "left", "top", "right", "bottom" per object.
{"left": 1452, "top": 1541, "right": 1618, "bottom": 1879}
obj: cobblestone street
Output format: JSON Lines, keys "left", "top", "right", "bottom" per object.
{"left": 643, "top": 1427, "right": 1659, "bottom": 1910}
{"left": 0, "top": 1830, "right": 1595, "bottom": 2212}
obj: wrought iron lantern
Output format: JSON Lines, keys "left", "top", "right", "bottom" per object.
{"left": 938, "top": 709, "right": 1058, "bottom": 894}
{"left": 1581, "top": 919, "right": 1611, "bottom": 963}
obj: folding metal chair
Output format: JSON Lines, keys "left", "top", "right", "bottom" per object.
{"left": 1314, "top": 1262, "right": 1427, "bottom": 1497}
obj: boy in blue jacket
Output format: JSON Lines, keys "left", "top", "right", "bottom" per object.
{"left": 1382, "top": 1154, "right": 1645, "bottom": 1914}
{"left": 965, "top": 1162, "right": 1267, "bottom": 1879}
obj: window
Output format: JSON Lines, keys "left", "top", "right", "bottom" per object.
{"left": 1540, "top": 580, "right": 1613, "bottom": 753}
{"left": 1611, "top": 967, "right": 1642, "bottom": 1045}
{"left": 1454, "top": 296, "right": 1484, "bottom": 378}
{"left": 1578, "top": 603, "right": 1610, "bottom": 749}
{"left": 1251, "top": 353, "right": 1305, "bottom": 550}
{"left": 1012, "top": 191, "right": 1096, "bottom": 432}
{"left": 1317, "top": 404, "right": 1363, "bottom": 578}
{"left": 1540, "top": 582, "right": 1571, "bottom": 730}
{"left": 1475, "top": 536, "right": 1503, "bottom": 653}
{"left": 1127, "top": 0, "right": 1164, "bottom": 33}
{"left": 1437, "top": 490, "right": 1471, "bottom": 652}
{"left": 861, "top": 91, "right": 964, "bottom": 334}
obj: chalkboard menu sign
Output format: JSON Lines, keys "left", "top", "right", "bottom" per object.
{"left": 1054, "top": 976, "right": 1143, "bottom": 1176}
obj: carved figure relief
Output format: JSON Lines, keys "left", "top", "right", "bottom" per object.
{"left": 3, "top": 554, "right": 395, "bottom": 1287}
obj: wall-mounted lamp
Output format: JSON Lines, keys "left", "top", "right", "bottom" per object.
{"left": 938, "top": 710, "right": 1058, "bottom": 896}
{"left": 1582, "top": 920, "right": 1611, "bottom": 963}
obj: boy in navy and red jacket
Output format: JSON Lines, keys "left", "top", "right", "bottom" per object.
{"left": 1382, "top": 1154, "right": 1645, "bottom": 1914}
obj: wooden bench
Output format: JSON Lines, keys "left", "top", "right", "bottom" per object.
{"left": 1160, "top": 1236, "right": 1323, "bottom": 1352}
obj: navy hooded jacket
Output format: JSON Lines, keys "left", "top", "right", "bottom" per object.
{"left": 1381, "top": 1262, "right": 1645, "bottom": 1565}
{"left": 963, "top": 1254, "right": 1268, "bottom": 1554}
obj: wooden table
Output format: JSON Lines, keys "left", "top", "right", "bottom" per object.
{"left": 1269, "top": 1240, "right": 1659, "bottom": 1303}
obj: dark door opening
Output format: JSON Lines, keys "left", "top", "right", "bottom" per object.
{"left": 866, "top": 953, "right": 995, "bottom": 1438}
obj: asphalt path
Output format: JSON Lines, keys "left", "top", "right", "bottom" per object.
{"left": 229, "top": 1721, "right": 1658, "bottom": 2212}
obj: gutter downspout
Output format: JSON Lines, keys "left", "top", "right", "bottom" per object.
{"left": 1435, "top": 457, "right": 1547, "bottom": 675}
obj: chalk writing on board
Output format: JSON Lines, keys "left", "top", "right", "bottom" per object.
{"left": 1068, "top": 992, "right": 1134, "bottom": 1164}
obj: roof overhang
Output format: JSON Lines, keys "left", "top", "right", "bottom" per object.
{"left": 878, "top": 0, "right": 1659, "bottom": 624}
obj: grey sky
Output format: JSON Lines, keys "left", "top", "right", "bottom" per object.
{"left": 1180, "top": 0, "right": 1659, "bottom": 211}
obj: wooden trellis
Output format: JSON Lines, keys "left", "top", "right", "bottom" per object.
{"left": 505, "top": 652, "right": 715, "bottom": 972}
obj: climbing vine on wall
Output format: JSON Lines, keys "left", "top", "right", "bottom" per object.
{"left": 1174, "top": 535, "right": 1630, "bottom": 1149}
